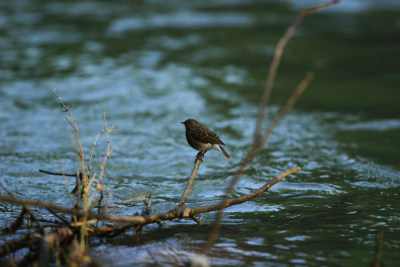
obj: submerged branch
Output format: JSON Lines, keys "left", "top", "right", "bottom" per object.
{"left": 0, "top": 195, "right": 146, "bottom": 224}
{"left": 0, "top": 167, "right": 299, "bottom": 228}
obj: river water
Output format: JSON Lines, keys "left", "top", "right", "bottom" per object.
{"left": 1, "top": 0, "right": 399, "bottom": 266}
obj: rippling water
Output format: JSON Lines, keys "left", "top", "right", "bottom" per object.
{"left": 1, "top": 0, "right": 400, "bottom": 266}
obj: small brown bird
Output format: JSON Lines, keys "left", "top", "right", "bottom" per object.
{"left": 181, "top": 118, "right": 230, "bottom": 159}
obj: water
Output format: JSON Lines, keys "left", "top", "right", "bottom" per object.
{"left": 1, "top": 0, "right": 400, "bottom": 266}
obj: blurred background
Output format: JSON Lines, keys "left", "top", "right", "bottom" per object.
{"left": 1, "top": 0, "right": 399, "bottom": 266}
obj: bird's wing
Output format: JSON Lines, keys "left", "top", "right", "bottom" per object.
{"left": 191, "top": 127, "right": 224, "bottom": 145}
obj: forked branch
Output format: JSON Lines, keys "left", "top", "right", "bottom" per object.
{"left": 204, "top": 0, "right": 340, "bottom": 253}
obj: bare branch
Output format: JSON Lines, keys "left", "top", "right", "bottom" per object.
{"left": 38, "top": 169, "right": 76, "bottom": 177}
{"left": 54, "top": 88, "right": 87, "bottom": 186}
{"left": 174, "top": 153, "right": 204, "bottom": 211}
{"left": 0, "top": 167, "right": 299, "bottom": 227}
{"left": 0, "top": 194, "right": 146, "bottom": 224}
{"left": 204, "top": 0, "right": 340, "bottom": 253}
{"left": 254, "top": 0, "right": 340, "bottom": 139}
{"left": 261, "top": 72, "right": 314, "bottom": 143}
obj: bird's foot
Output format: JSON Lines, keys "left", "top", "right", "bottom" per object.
{"left": 195, "top": 151, "right": 205, "bottom": 163}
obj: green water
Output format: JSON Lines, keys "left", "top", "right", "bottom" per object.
{"left": 1, "top": 0, "right": 400, "bottom": 266}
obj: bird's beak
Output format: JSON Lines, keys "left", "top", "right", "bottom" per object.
{"left": 181, "top": 121, "right": 184, "bottom": 124}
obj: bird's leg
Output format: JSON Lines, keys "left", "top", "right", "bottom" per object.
{"left": 195, "top": 151, "right": 205, "bottom": 163}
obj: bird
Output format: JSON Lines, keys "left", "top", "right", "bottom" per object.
{"left": 181, "top": 118, "right": 230, "bottom": 159}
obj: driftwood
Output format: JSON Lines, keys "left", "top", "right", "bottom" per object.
{"left": 0, "top": 1, "right": 340, "bottom": 265}
{"left": 1, "top": 166, "right": 300, "bottom": 225}
{"left": 0, "top": 165, "right": 300, "bottom": 265}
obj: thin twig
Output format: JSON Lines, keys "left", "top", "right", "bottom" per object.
{"left": 85, "top": 136, "right": 113, "bottom": 214}
{"left": 142, "top": 198, "right": 152, "bottom": 216}
{"left": 174, "top": 153, "right": 204, "bottom": 211}
{"left": 53, "top": 88, "right": 87, "bottom": 189}
{"left": 87, "top": 106, "right": 118, "bottom": 176}
{"left": 261, "top": 72, "right": 313, "bottom": 143}
{"left": 370, "top": 232, "right": 384, "bottom": 267}
{"left": 46, "top": 208, "right": 70, "bottom": 225}
{"left": 189, "top": 215, "right": 202, "bottom": 225}
{"left": 97, "top": 136, "right": 112, "bottom": 186}
{"left": 254, "top": 0, "right": 340, "bottom": 139}
{"left": 38, "top": 169, "right": 76, "bottom": 177}
{"left": 106, "top": 194, "right": 150, "bottom": 212}
{"left": 103, "top": 192, "right": 113, "bottom": 214}
{"left": 194, "top": 167, "right": 300, "bottom": 215}
{"left": 75, "top": 171, "right": 82, "bottom": 211}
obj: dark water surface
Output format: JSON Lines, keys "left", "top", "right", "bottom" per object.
{"left": 1, "top": 0, "right": 400, "bottom": 266}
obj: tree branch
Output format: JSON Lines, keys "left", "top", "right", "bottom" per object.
{"left": 204, "top": 0, "right": 340, "bottom": 253}
{"left": 174, "top": 153, "right": 204, "bottom": 211}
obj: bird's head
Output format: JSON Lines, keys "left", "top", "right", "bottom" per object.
{"left": 181, "top": 118, "right": 199, "bottom": 128}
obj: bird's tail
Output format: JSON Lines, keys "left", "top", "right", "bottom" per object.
{"left": 216, "top": 145, "right": 230, "bottom": 159}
